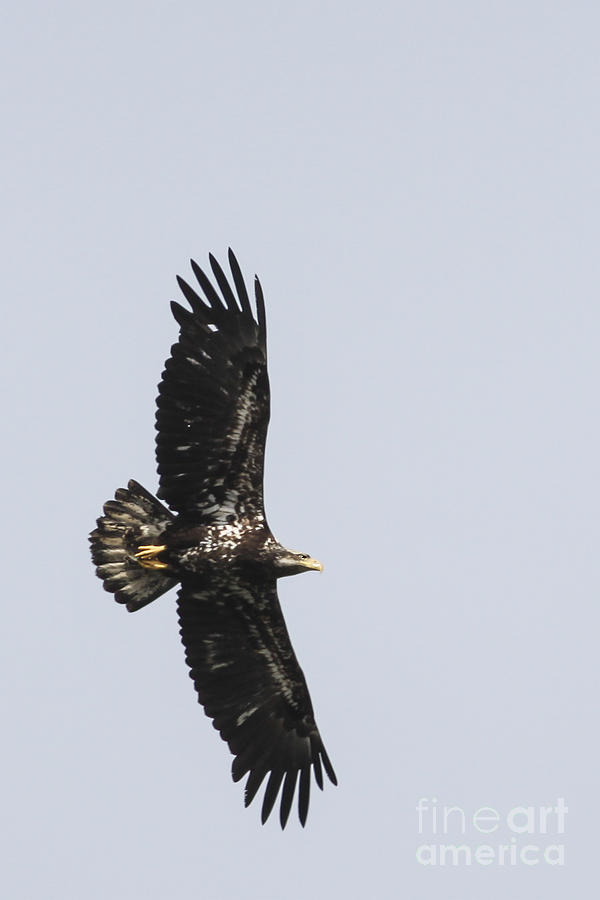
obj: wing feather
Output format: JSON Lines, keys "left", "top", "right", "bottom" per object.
{"left": 209, "top": 252, "right": 240, "bottom": 313}
{"left": 228, "top": 247, "right": 253, "bottom": 316}
{"left": 177, "top": 576, "right": 336, "bottom": 828}
{"left": 191, "top": 258, "right": 227, "bottom": 311}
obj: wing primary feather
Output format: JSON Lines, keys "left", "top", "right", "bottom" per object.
{"left": 298, "top": 765, "right": 311, "bottom": 827}
{"left": 254, "top": 276, "right": 267, "bottom": 350}
{"left": 170, "top": 300, "right": 198, "bottom": 329}
{"left": 228, "top": 248, "right": 252, "bottom": 316}
{"left": 320, "top": 747, "right": 338, "bottom": 786}
{"left": 261, "top": 768, "right": 285, "bottom": 824}
{"left": 244, "top": 764, "right": 270, "bottom": 809}
{"left": 176, "top": 276, "right": 210, "bottom": 316}
{"left": 279, "top": 769, "right": 299, "bottom": 829}
{"left": 209, "top": 252, "right": 240, "bottom": 313}
{"left": 190, "top": 258, "right": 227, "bottom": 310}
{"left": 242, "top": 733, "right": 287, "bottom": 807}
{"left": 312, "top": 752, "right": 324, "bottom": 790}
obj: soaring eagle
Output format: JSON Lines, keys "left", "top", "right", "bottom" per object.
{"left": 90, "top": 250, "right": 336, "bottom": 828}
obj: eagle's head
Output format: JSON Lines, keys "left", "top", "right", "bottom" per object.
{"left": 273, "top": 547, "right": 323, "bottom": 577}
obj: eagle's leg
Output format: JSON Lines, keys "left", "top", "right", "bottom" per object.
{"left": 135, "top": 544, "right": 170, "bottom": 570}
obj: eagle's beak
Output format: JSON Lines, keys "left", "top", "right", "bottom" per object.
{"left": 303, "top": 557, "right": 323, "bottom": 572}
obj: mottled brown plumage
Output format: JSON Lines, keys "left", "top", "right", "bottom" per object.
{"left": 90, "top": 250, "right": 336, "bottom": 828}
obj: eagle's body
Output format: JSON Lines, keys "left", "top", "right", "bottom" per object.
{"left": 90, "top": 250, "right": 336, "bottom": 828}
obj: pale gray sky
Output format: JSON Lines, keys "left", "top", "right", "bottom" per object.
{"left": 3, "top": 2, "right": 598, "bottom": 897}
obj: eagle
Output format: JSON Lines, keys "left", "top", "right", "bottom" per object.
{"left": 90, "top": 250, "right": 336, "bottom": 828}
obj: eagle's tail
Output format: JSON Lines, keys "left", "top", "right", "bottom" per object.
{"left": 90, "top": 480, "right": 178, "bottom": 612}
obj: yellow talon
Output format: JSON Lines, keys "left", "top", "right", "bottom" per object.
{"left": 134, "top": 544, "right": 169, "bottom": 570}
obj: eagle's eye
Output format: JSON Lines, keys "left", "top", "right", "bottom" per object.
{"left": 298, "top": 553, "right": 309, "bottom": 560}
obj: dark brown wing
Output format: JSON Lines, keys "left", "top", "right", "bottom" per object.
{"left": 177, "top": 575, "right": 337, "bottom": 828}
{"left": 156, "top": 250, "right": 269, "bottom": 522}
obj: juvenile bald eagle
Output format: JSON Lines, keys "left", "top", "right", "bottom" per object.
{"left": 90, "top": 250, "right": 336, "bottom": 828}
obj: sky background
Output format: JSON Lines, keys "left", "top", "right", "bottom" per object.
{"left": 2, "top": 1, "right": 598, "bottom": 897}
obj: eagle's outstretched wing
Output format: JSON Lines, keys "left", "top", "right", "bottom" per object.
{"left": 177, "top": 576, "right": 337, "bottom": 827}
{"left": 156, "top": 250, "right": 269, "bottom": 522}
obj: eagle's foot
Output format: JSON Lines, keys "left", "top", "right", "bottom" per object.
{"left": 134, "top": 544, "right": 169, "bottom": 570}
